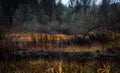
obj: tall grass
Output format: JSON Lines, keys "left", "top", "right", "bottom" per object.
{"left": 0, "top": 58, "right": 119, "bottom": 73}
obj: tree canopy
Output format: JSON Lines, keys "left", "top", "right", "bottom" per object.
{"left": 0, "top": 0, "right": 120, "bottom": 34}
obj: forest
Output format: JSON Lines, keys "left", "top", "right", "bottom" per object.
{"left": 0, "top": 0, "right": 119, "bottom": 34}
{"left": 0, "top": 0, "right": 120, "bottom": 73}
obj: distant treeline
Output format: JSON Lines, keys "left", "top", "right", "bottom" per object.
{"left": 0, "top": 0, "right": 120, "bottom": 34}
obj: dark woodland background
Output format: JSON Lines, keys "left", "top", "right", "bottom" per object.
{"left": 0, "top": 0, "right": 120, "bottom": 35}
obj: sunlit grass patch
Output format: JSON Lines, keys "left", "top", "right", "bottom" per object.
{"left": 97, "top": 64, "right": 110, "bottom": 73}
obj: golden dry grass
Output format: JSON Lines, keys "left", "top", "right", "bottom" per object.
{"left": 0, "top": 58, "right": 119, "bottom": 73}
{"left": 4, "top": 33, "right": 73, "bottom": 42}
